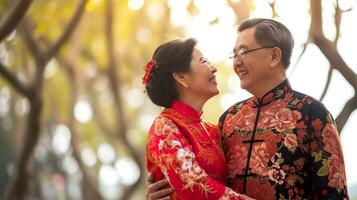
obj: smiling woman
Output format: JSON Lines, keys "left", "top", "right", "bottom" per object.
{"left": 143, "top": 39, "right": 251, "bottom": 199}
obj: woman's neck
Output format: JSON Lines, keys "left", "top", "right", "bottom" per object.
{"left": 177, "top": 95, "right": 206, "bottom": 113}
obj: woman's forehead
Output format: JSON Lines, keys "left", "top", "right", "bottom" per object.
{"left": 192, "top": 48, "right": 203, "bottom": 57}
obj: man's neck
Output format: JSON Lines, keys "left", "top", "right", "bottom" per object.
{"left": 251, "top": 76, "right": 286, "bottom": 99}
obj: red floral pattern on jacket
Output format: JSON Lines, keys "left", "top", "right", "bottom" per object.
{"left": 146, "top": 101, "right": 247, "bottom": 200}
{"left": 219, "top": 79, "right": 349, "bottom": 200}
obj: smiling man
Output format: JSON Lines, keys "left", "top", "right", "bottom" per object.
{"left": 219, "top": 18, "right": 348, "bottom": 199}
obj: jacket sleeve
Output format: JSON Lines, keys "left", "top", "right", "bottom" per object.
{"left": 308, "top": 102, "right": 349, "bottom": 199}
{"left": 147, "top": 116, "right": 247, "bottom": 200}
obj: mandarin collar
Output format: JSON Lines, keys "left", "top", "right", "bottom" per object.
{"left": 170, "top": 100, "right": 203, "bottom": 122}
{"left": 253, "top": 79, "right": 291, "bottom": 106}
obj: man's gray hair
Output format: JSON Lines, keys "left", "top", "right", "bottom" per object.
{"left": 238, "top": 18, "right": 294, "bottom": 68}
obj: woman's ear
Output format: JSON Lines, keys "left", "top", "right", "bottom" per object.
{"left": 270, "top": 47, "right": 282, "bottom": 68}
{"left": 173, "top": 72, "right": 189, "bottom": 88}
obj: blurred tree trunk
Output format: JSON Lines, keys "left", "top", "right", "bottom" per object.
{"left": 3, "top": 41, "right": 45, "bottom": 199}
{"left": 0, "top": 0, "right": 33, "bottom": 41}
{"left": 61, "top": 51, "right": 104, "bottom": 200}
{"left": 9, "top": 93, "right": 23, "bottom": 157}
{"left": 0, "top": 1, "right": 88, "bottom": 199}
{"left": 64, "top": 13, "right": 104, "bottom": 199}
{"left": 104, "top": 0, "right": 144, "bottom": 199}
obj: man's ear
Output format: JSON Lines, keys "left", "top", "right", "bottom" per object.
{"left": 270, "top": 47, "right": 282, "bottom": 68}
{"left": 173, "top": 72, "right": 189, "bottom": 88}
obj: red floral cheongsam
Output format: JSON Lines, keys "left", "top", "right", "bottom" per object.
{"left": 147, "top": 101, "right": 246, "bottom": 200}
{"left": 219, "top": 79, "right": 349, "bottom": 200}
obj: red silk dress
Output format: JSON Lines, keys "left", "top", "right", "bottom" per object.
{"left": 146, "top": 100, "right": 245, "bottom": 200}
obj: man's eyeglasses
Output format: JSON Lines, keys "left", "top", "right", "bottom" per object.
{"left": 229, "top": 46, "right": 274, "bottom": 62}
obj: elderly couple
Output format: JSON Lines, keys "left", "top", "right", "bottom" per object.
{"left": 142, "top": 18, "right": 349, "bottom": 200}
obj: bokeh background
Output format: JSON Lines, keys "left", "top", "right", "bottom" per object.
{"left": 0, "top": 0, "right": 356, "bottom": 199}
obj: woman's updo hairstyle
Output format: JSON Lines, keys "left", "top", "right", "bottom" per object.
{"left": 143, "top": 38, "right": 196, "bottom": 108}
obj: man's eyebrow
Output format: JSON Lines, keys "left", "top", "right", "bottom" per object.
{"left": 233, "top": 44, "right": 248, "bottom": 52}
{"left": 239, "top": 44, "right": 249, "bottom": 50}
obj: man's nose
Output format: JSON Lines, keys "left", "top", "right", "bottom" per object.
{"left": 233, "top": 57, "right": 242, "bottom": 65}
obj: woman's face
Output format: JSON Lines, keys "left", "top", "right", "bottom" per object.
{"left": 184, "top": 48, "right": 219, "bottom": 99}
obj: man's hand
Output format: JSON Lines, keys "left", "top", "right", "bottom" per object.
{"left": 242, "top": 194, "right": 257, "bottom": 200}
{"left": 146, "top": 172, "right": 173, "bottom": 200}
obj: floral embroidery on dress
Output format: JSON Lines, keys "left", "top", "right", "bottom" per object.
{"left": 150, "top": 117, "right": 219, "bottom": 197}
{"left": 147, "top": 100, "right": 247, "bottom": 200}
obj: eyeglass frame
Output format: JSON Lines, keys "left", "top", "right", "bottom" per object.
{"left": 229, "top": 46, "right": 275, "bottom": 62}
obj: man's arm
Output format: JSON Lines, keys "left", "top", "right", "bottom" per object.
{"left": 146, "top": 172, "right": 173, "bottom": 200}
{"left": 309, "top": 102, "right": 349, "bottom": 199}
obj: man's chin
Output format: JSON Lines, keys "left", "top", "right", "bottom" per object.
{"left": 240, "top": 82, "right": 249, "bottom": 90}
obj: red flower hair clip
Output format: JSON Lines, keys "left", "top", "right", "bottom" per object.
{"left": 142, "top": 59, "right": 157, "bottom": 84}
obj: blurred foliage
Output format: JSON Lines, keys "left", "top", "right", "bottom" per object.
{"left": 0, "top": 0, "right": 183, "bottom": 198}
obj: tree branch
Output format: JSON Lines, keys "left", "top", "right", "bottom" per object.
{"left": 45, "top": 0, "right": 88, "bottom": 61}
{"left": 105, "top": 0, "right": 144, "bottom": 198}
{"left": 53, "top": 18, "right": 103, "bottom": 197}
{"left": 320, "top": 0, "right": 342, "bottom": 101}
{"left": 319, "top": 66, "right": 333, "bottom": 101}
{"left": 310, "top": 0, "right": 357, "bottom": 132}
{"left": 333, "top": 0, "right": 342, "bottom": 45}
{"left": 226, "top": 0, "right": 251, "bottom": 23}
{"left": 318, "top": 0, "right": 342, "bottom": 102}
{"left": 86, "top": 79, "right": 116, "bottom": 137}
{"left": 18, "top": 18, "right": 44, "bottom": 64}
{"left": 335, "top": 96, "right": 357, "bottom": 133}
{"left": 5, "top": 90, "right": 42, "bottom": 200}
{"left": 78, "top": 50, "right": 117, "bottom": 137}
{"left": 0, "top": 0, "right": 33, "bottom": 41}
{"left": 5, "top": 1, "right": 88, "bottom": 198}
{"left": 268, "top": 0, "right": 278, "bottom": 18}
{"left": 310, "top": 0, "right": 357, "bottom": 91}
{"left": 289, "top": 42, "right": 309, "bottom": 77}
{"left": 0, "top": 62, "right": 30, "bottom": 97}
{"left": 63, "top": 59, "right": 104, "bottom": 200}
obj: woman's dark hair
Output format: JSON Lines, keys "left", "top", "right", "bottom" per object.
{"left": 145, "top": 38, "right": 196, "bottom": 108}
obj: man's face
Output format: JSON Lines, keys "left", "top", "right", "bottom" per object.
{"left": 232, "top": 27, "right": 274, "bottom": 96}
